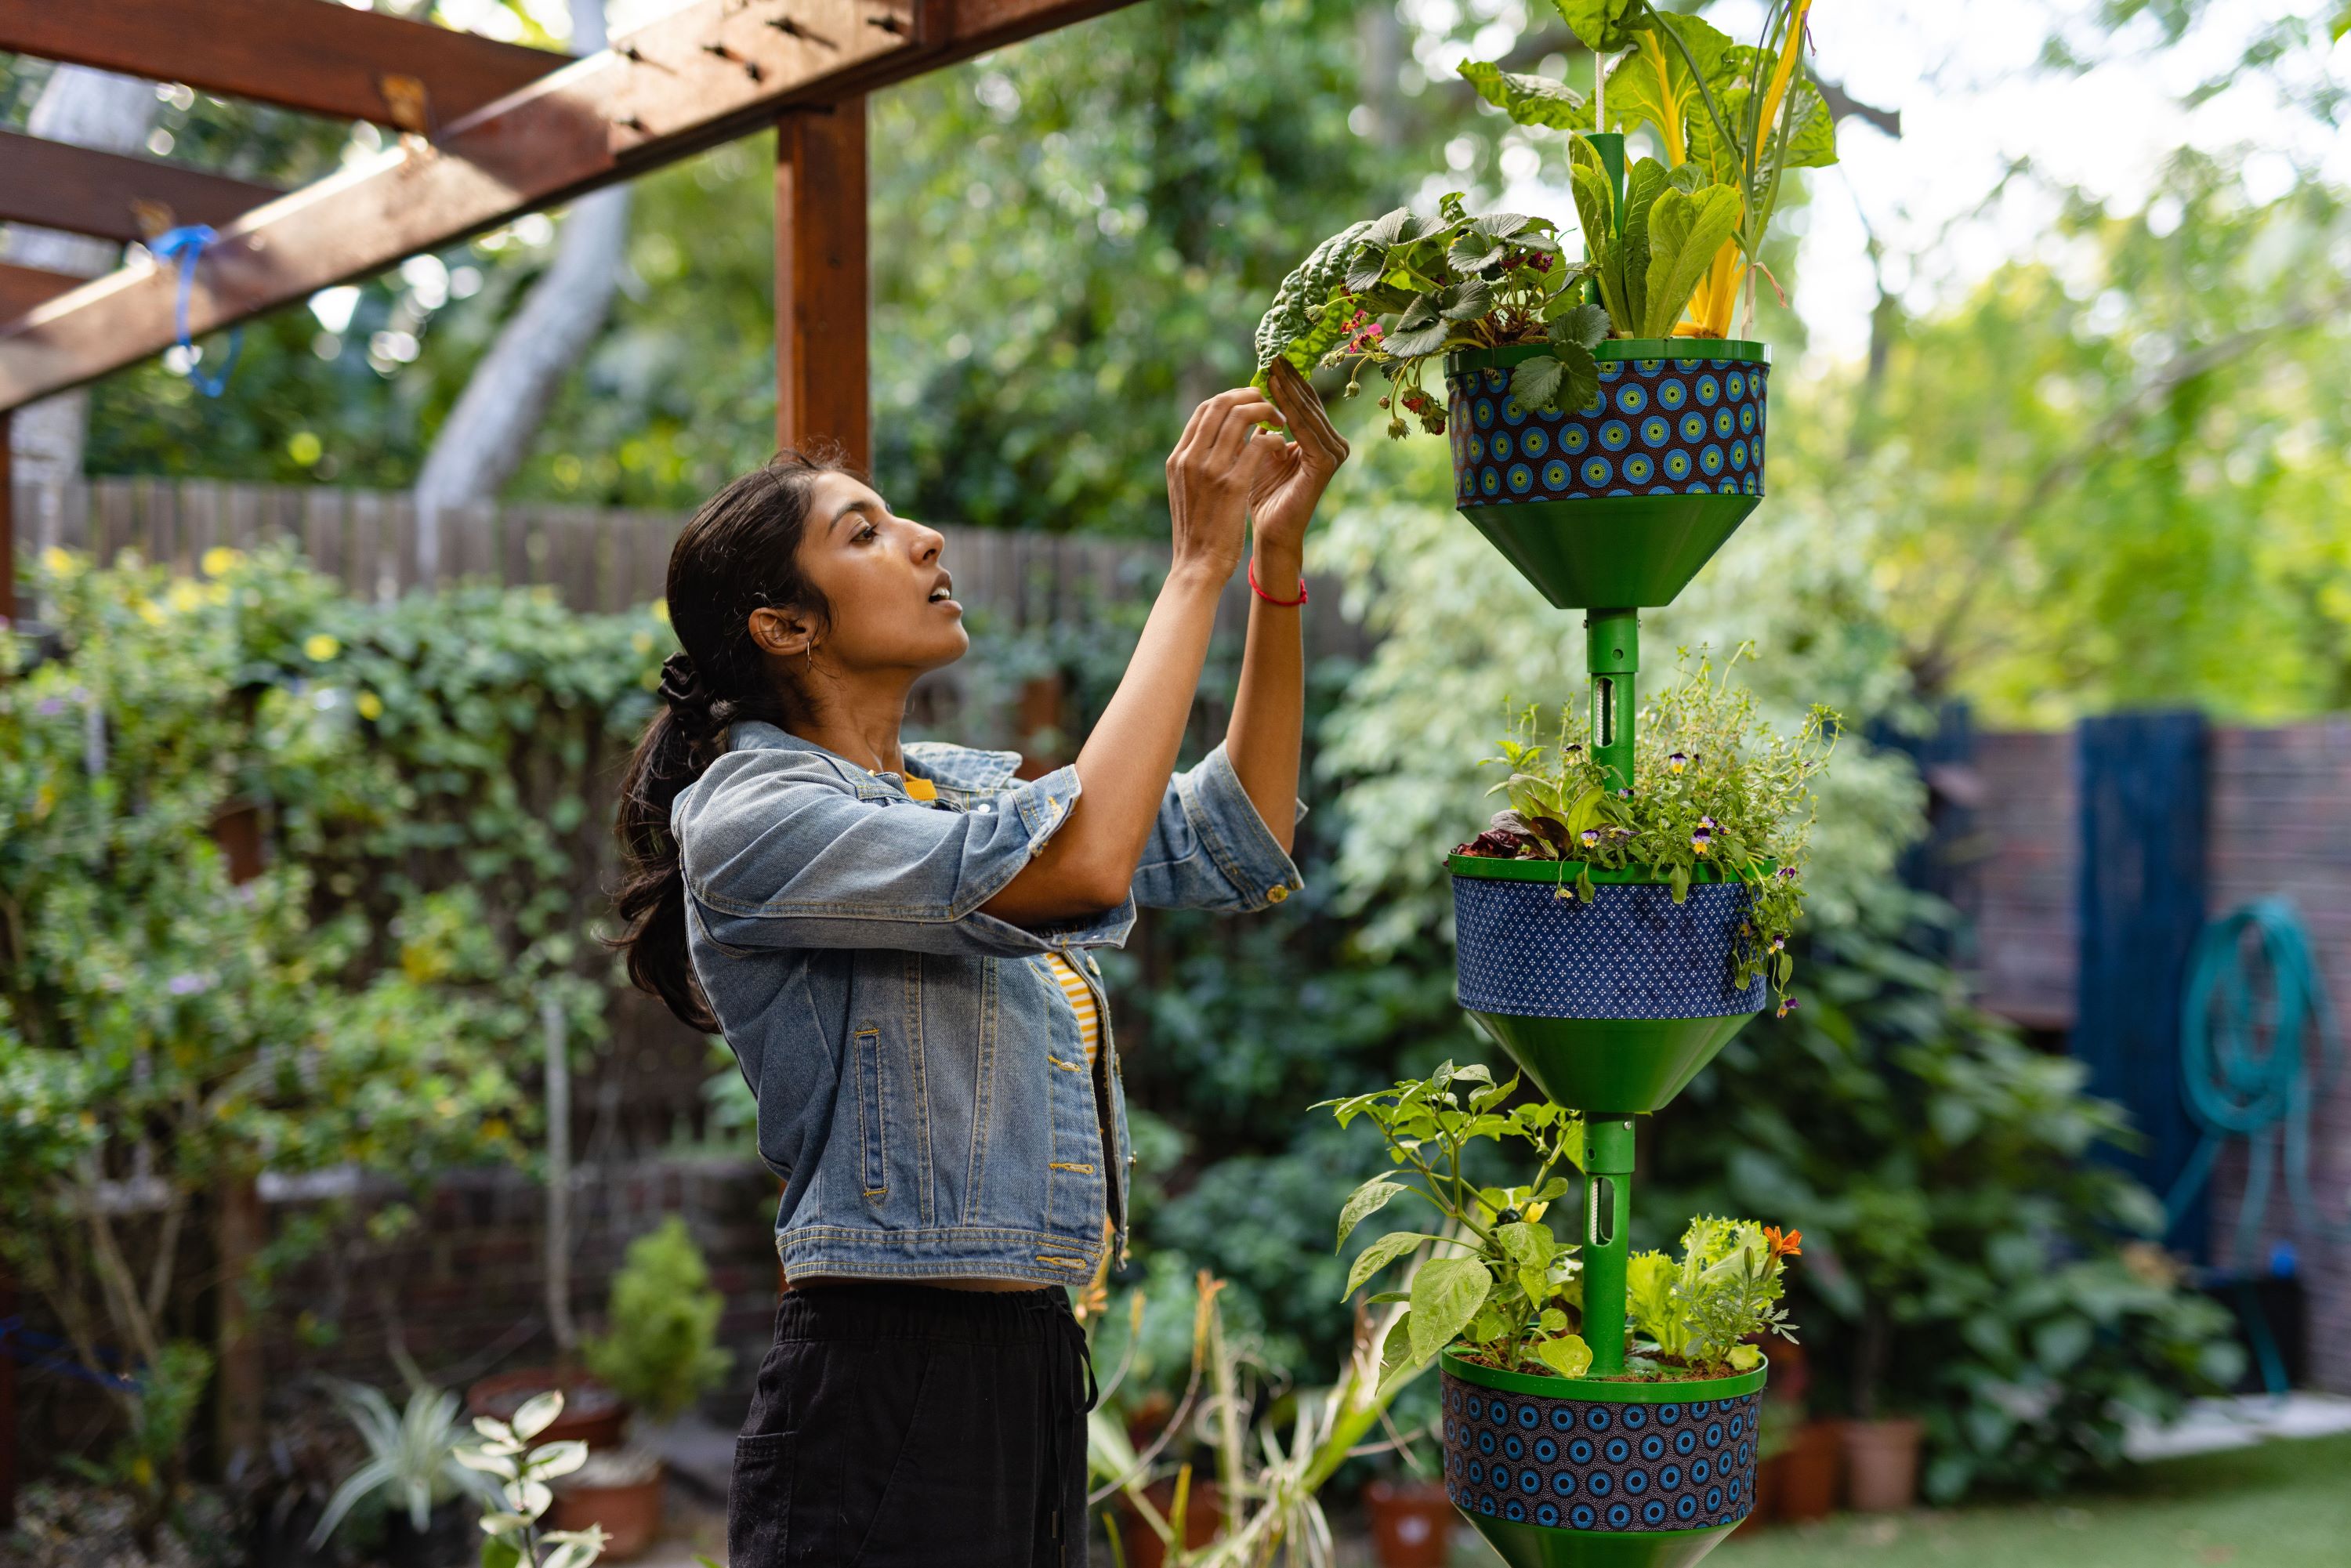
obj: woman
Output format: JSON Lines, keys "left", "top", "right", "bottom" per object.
{"left": 612, "top": 359, "right": 1348, "bottom": 1568}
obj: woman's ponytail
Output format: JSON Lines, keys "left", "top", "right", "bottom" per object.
{"left": 610, "top": 451, "right": 843, "bottom": 1030}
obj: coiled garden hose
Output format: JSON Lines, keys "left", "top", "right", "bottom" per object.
{"left": 2165, "top": 897, "right": 2348, "bottom": 1392}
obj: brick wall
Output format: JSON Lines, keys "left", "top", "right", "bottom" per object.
{"left": 12, "top": 1157, "right": 784, "bottom": 1483}
{"left": 1968, "top": 720, "right": 2351, "bottom": 1394}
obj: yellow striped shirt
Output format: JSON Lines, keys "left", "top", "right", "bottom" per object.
{"left": 1044, "top": 952, "right": 1099, "bottom": 1065}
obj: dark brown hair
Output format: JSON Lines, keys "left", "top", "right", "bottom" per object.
{"left": 610, "top": 448, "right": 846, "bottom": 1030}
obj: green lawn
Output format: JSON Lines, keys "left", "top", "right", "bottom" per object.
{"left": 1718, "top": 1435, "right": 2351, "bottom": 1568}
{"left": 1445, "top": 1434, "right": 2351, "bottom": 1568}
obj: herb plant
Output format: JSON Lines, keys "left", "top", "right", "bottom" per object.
{"left": 1458, "top": 647, "right": 1835, "bottom": 1014}
{"left": 1626, "top": 1218, "right": 1801, "bottom": 1377}
{"left": 581, "top": 1217, "right": 732, "bottom": 1429}
{"left": 1324, "top": 1062, "right": 1596, "bottom": 1382}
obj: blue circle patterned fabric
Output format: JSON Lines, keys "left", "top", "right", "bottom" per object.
{"left": 1448, "top": 356, "right": 1770, "bottom": 509}
{"left": 1454, "top": 877, "right": 1766, "bottom": 1019}
{"left": 1442, "top": 1371, "right": 1761, "bottom": 1534}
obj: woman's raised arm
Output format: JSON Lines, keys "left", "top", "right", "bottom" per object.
{"left": 980, "top": 387, "right": 1287, "bottom": 925}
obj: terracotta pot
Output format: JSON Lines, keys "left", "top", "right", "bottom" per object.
{"left": 1120, "top": 1477, "right": 1222, "bottom": 1568}
{"left": 465, "top": 1367, "right": 629, "bottom": 1450}
{"left": 1364, "top": 1478, "right": 1454, "bottom": 1568}
{"left": 1842, "top": 1418, "right": 1922, "bottom": 1513}
{"left": 1748, "top": 1450, "right": 1782, "bottom": 1526}
{"left": 1776, "top": 1421, "right": 1841, "bottom": 1522}
{"left": 552, "top": 1468, "right": 664, "bottom": 1560}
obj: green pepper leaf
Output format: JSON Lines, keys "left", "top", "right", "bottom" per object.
{"left": 1336, "top": 1176, "right": 1409, "bottom": 1249}
{"left": 1534, "top": 1334, "right": 1594, "bottom": 1378}
{"left": 1410, "top": 1257, "right": 1493, "bottom": 1366}
{"left": 1344, "top": 1230, "right": 1425, "bottom": 1299}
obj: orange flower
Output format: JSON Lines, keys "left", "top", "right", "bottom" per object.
{"left": 1764, "top": 1226, "right": 1802, "bottom": 1259}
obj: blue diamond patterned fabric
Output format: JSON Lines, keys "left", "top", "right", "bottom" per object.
{"left": 1443, "top": 1372, "right": 1761, "bottom": 1534}
{"left": 1454, "top": 877, "right": 1766, "bottom": 1019}
{"left": 1448, "top": 356, "right": 1769, "bottom": 508}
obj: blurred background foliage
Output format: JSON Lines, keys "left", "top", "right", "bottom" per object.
{"left": 6, "top": 0, "right": 2345, "bottom": 1506}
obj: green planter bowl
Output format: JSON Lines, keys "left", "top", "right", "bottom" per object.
{"left": 1441, "top": 1349, "right": 1767, "bottom": 1568}
{"left": 1451, "top": 855, "right": 1765, "bottom": 1115}
{"left": 1444, "top": 342, "right": 1770, "bottom": 610}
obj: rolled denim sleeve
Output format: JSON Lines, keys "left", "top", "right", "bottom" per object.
{"left": 1130, "top": 741, "right": 1306, "bottom": 913}
{"left": 676, "top": 749, "right": 1133, "bottom": 956}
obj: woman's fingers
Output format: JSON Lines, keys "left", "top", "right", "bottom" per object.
{"left": 1267, "top": 360, "right": 1349, "bottom": 469}
{"left": 1203, "top": 395, "right": 1281, "bottom": 467}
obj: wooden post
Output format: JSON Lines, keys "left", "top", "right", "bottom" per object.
{"left": 1, "top": 408, "right": 14, "bottom": 626}
{"left": 213, "top": 1175, "right": 266, "bottom": 1472}
{"left": 774, "top": 100, "right": 869, "bottom": 471}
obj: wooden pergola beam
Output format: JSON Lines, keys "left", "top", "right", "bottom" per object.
{"left": 0, "top": 129, "right": 282, "bottom": 244}
{"left": 0, "top": 0, "right": 1139, "bottom": 413}
{"left": 0, "top": 263, "right": 84, "bottom": 321}
{"left": 0, "top": 0, "right": 562, "bottom": 130}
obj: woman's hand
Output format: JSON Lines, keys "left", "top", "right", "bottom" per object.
{"left": 1166, "top": 388, "right": 1286, "bottom": 582}
{"left": 1246, "top": 358, "right": 1352, "bottom": 563}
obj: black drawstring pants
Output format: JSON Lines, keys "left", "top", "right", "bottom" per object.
{"left": 726, "top": 1282, "right": 1099, "bottom": 1568}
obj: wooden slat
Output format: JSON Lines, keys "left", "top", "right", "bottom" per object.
{"left": 0, "top": 411, "right": 13, "bottom": 621}
{"left": 0, "top": 0, "right": 561, "bottom": 130}
{"left": 0, "top": 0, "right": 1140, "bottom": 412}
{"left": 776, "top": 100, "right": 869, "bottom": 469}
{"left": 0, "top": 262, "right": 82, "bottom": 322}
{"left": 0, "top": 129, "right": 281, "bottom": 243}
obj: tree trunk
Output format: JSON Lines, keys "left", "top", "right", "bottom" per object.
{"left": 2, "top": 66, "right": 159, "bottom": 491}
{"left": 212, "top": 1175, "right": 266, "bottom": 1473}
{"left": 412, "top": 0, "right": 631, "bottom": 581}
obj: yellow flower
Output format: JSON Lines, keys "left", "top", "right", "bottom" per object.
{"left": 136, "top": 599, "right": 166, "bottom": 626}
{"left": 201, "top": 545, "right": 242, "bottom": 577}
{"left": 651, "top": 599, "right": 672, "bottom": 624}
{"left": 303, "top": 632, "right": 341, "bottom": 661}
{"left": 39, "top": 546, "right": 79, "bottom": 578}
{"left": 356, "top": 690, "right": 384, "bottom": 720}
{"left": 167, "top": 580, "right": 205, "bottom": 613}
{"left": 631, "top": 630, "right": 654, "bottom": 655}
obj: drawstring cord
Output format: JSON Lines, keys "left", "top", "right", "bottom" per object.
{"left": 1041, "top": 1287, "right": 1099, "bottom": 1550}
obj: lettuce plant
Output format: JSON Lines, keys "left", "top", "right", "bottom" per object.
{"left": 1459, "top": 647, "right": 1835, "bottom": 1013}
{"left": 1626, "top": 1217, "right": 1802, "bottom": 1377}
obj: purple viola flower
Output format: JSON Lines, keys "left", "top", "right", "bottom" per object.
{"left": 1690, "top": 827, "right": 1712, "bottom": 856}
{"left": 1776, "top": 996, "right": 1801, "bottom": 1019}
{"left": 35, "top": 697, "right": 66, "bottom": 717}
{"left": 1770, "top": 935, "right": 1785, "bottom": 952}
{"left": 1777, "top": 864, "right": 1798, "bottom": 880}
{"left": 1699, "top": 815, "right": 1718, "bottom": 831}
{"left": 1668, "top": 751, "right": 1690, "bottom": 774}
{"left": 167, "top": 972, "right": 210, "bottom": 996}
{"left": 1579, "top": 828, "right": 1600, "bottom": 848}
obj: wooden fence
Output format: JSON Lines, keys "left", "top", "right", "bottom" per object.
{"left": 8, "top": 474, "right": 1272, "bottom": 635}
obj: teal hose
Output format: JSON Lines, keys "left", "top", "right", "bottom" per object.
{"left": 2167, "top": 896, "right": 2348, "bottom": 1267}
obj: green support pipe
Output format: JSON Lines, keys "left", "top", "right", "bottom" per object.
{"left": 1587, "top": 608, "right": 1639, "bottom": 793}
{"left": 1582, "top": 1117, "right": 1636, "bottom": 1375}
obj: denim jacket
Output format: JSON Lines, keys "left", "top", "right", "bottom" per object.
{"left": 675, "top": 720, "right": 1304, "bottom": 1287}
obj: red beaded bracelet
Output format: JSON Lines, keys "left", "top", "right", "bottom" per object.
{"left": 1247, "top": 558, "right": 1308, "bottom": 607}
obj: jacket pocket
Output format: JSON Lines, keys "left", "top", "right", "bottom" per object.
{"left": 853, "top": 1024, "right": 886, "bottom": 1200}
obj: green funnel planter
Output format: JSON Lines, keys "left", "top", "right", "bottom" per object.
{"left": 1442, "top": 1350, "right": 1766, "bottom": 1568}
{"left": 1451, "top": 856, "right": 1763, "bottom": 1114}
{"left": 1446, "top": 342, "right": 1769, "bottom": 609}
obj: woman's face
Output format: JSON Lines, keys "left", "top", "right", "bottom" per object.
{"left": 788, "top": 471, "right": 969, "bottom": 676}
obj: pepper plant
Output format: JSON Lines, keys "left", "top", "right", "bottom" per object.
{"left": 1324, "top": 1062, "right": 1595, "bottom": 1381}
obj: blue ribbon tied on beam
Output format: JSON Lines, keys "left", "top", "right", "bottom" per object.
{"left": 149, "top": 224, "right": 244, "bottom": 397}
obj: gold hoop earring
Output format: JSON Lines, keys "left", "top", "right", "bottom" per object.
{"left": 805, "top": 642, "right": 815, "bottom": 675}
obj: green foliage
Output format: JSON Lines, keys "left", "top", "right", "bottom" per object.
{"left": 55, "top": 1342, "right": 214, "bottom": 1535}
{"left": 581, "top": 1219, "right": 734, "bottom": 1426}
{"left": 461, "top": 1392, "right": 606, "bottom": 1568}
{"left": 311, "top": 1380, "right": 502, "bottom": 1545}
{"left": 1464, "top": 650, "right": 1834, "bottom": 1009}
{"left": 1463, "top": 1, "right": 1838, "bottom": 338}
{"left": 1249, "top": 193, "right": 1585, "bottom": 440}
{"left": 1625, "top": 1216, "right": 1796, "bottom": 1375}
{"left": 1, "top": 545, "right": 671, "bottom": 1516}
{"left": 1321, "top": 1062, "right": 1590, "bottom": 1382}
